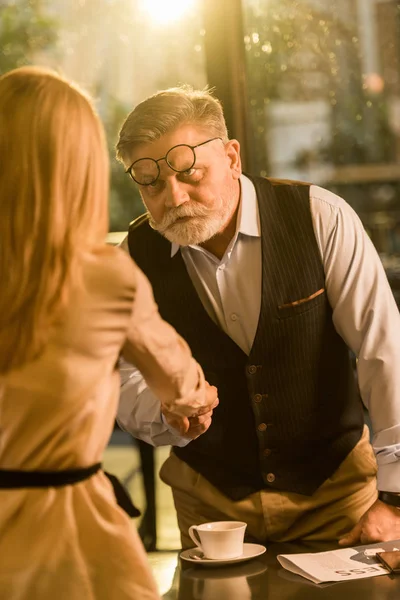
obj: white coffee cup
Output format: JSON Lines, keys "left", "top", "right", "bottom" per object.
{"left": 188, "top": 521, "right": 247, "bottom": 560}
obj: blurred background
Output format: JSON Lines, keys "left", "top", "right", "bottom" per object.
{"left": 1, "top": 0, "right": 399, "bottom": 554}
{"left": 1, "top": 0, "right": 399, "bottom": 281}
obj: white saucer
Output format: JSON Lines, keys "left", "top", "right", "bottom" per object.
{"left": 180, "top": 543, "right": 266, "bottom": 567}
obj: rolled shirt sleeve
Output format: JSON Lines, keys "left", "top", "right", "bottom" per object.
{"left": 117, "top": 236, "right": 191, "bottom": 445}
{"left": 117, "top": 357, "right": 190, "bottom": 447}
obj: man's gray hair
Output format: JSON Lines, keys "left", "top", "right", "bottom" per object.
{"left": 116, "top": 85, "right": 229, "bottom": 163}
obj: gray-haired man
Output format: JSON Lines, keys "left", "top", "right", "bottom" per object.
{"left": 116, "top": 85, "right": 400, "bottom": 549}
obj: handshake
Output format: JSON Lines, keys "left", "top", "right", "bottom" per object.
{"left": 162, "top": 382, "right": 219, "bottom": 440}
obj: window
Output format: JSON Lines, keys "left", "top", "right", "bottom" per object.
{"left": 242, "top": 0, "right": 400, "bottom": 303}
{"left": 1, "top": 0, "right": 207, "bottom": 231}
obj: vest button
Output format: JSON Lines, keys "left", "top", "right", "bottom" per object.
{"left": 266, "top": 473, "right": 275, "bottom": 483}
{"left": 253, "top": 394, "right": 262, "bottom": 403}
{"left": 247, "top": 365, "right": 257, "bottom": 375}
{"left": 263, "top": 448, "right": 272, "bottom": 457}
{"left": 257, "top": 423, "right": 267, "bottom": 432}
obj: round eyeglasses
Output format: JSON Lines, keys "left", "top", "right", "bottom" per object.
{"left": 126, "top": 137, "right": 223, "bottom": 186}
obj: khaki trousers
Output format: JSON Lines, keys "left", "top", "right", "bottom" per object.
{"left": 160, "top": 426, "right": 378, "bottom": 549}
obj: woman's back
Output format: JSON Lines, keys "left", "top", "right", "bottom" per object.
{"left": 0, "top": 66, "right": 214, "bottom": 599}
{"left": 0, "top": 245, "right": 160, "bottom": 600}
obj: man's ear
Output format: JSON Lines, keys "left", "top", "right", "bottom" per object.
{"left": 225, "top": 139, "right": 242, "bottom": 179}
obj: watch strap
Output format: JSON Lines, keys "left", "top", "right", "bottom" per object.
{"left": 378, "top": 491, "right": 400, "bottom": 508}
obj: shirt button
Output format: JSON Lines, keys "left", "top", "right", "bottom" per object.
{"left": 230, "top": 313, "right": 238, "bottom": 321}
{"left": 263, "top": 448, "right": 272, "bottom": 457}
{"left": 258, "top": 423, "right": 267, "bottom": 432}
{"left": 247, "top": 365, "right": 257, "bottom": 375}
{"left": 253, "top": 394, "right": 262, "bottom": 403}
{"left": 266, "top": 473, "right": 276, "bottom": 483}
{"left": 218, "top": 264, "right": 226, "bottom": 271}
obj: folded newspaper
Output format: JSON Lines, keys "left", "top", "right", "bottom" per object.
{"left": 277, "top": 539, "right": 400, "bottom": 584}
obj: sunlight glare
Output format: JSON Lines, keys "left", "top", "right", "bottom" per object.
{"left": 139, "top": 0, "right": 197, "bottom": 26}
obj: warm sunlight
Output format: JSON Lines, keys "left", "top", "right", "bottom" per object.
{"left": 138, "top": 0, "right": 197, "bottom": 26}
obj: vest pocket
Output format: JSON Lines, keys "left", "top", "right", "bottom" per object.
{"left": 277, "top": 288, "right": 326, "bottom": 319}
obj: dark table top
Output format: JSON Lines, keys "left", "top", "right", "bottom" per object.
{"left": 148, "top": 541, "right": 400, "bottom": 600}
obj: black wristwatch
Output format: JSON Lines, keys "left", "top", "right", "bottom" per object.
{"left": 378, "top": 491, "right": 400, "bottom": 508}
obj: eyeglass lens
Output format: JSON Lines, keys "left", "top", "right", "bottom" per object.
{"left": 130, "top": 144, "right": 196, "bottom": 185}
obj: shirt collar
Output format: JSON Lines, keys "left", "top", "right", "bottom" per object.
{"left": 170, "top": 174, "right": 260, "bottom": 257}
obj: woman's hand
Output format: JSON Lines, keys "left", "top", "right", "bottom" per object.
{"left": 162, "top": 382, "right": 219, "bottom": 439}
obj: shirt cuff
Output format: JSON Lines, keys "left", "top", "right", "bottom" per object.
{"left": 376, "top": 459, "right": 400, "bottom": 493}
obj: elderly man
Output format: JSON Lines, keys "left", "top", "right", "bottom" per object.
{"left": 116, "top": 85, "right": 400, "bottom": 549}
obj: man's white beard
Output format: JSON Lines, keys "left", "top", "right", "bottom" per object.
{"left": 148, "top": 201, "right": 232, "bottom": 246}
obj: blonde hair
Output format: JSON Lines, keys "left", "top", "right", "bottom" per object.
{"left": 0, "top": 66, "right": 109, "bottom": 373}
{"left": 116, "top": 85, "right": 229, "bottom": 163}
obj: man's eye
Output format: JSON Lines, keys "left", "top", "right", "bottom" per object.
{"left": 144, "top": 179, "right": 164, "bottom": 191}
{"left": 180, "top": 168, "right": 203, "bottom": 182}
{"left": 182, "top": 168, "right": 196, "bottom": 176}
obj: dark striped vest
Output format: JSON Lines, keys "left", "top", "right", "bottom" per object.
{"left": 128, "top": 175, "right": 364, "bottom": 500}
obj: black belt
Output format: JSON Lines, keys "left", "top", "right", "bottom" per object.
{"left": 0, "top": 464, "right": 140, "bottom": 518}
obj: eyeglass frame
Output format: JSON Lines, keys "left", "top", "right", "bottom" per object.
{"left": 125, "top": 136, "right": 223, "bottom": 185}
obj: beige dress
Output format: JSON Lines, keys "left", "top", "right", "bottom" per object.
{"left": 0, "top": 245, "right": 205, "bottom": 600}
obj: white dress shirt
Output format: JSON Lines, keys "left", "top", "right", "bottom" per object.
{"left": 118, "top": 174, "right": 400, "bottom": 492}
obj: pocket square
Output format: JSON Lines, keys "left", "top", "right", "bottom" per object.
{"left": 278, "top": 288, "right": 325, "bottom": 309}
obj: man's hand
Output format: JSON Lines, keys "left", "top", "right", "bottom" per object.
{"left": 162, "top": 382, "right": 218, "bottom": 440}
{"left": 339, "top": 499, "right": 400, "bottom": 546}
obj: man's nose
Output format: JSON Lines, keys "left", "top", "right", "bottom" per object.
{"left": 164, "top": 177, "right": 189, "bottom": 208}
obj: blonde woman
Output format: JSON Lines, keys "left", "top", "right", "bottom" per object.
{"left": 0, "top": 67, "right": 217, "bottom": 599}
